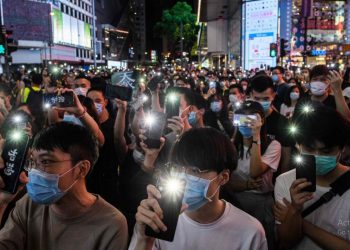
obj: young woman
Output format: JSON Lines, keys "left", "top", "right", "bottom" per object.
{"left": 224, "top": 100, "right": 281, "bottom": 250}
{"left": 280, "top": 85, "right": 303, "bottom": 119}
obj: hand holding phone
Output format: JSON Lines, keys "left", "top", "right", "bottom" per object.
{"left": 233, "top": 114, "right": 257, "bottom": 126}
{"left": 165, "top": 94, "right": 180, "bottom": 120}
{"left": 43, "top": 92, "right": 75, "bottom": 108}
{"left": 144, "top": 112, "right": 167, "bottom": 149}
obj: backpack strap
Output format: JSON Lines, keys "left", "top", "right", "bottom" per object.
{"left": 302, "top": 171, "right": 350, "bottom": 217}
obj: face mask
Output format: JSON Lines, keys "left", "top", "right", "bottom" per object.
{"left": 63, "top": 114, "right": 84, "bottom": 127}
{"left": 210, "top": 101, "right": 222, "bottom": 113}
{"left": 242, "top": 85, "right": 247, "bottom": 91}
{"left": 229, "top": 94, "right": 238, "bottom": 104}
{"left": 290, "top": 92, "right": 300, "bottom": 101}
{"left": 74, "top": 87, "right": 88, "bottom": 96}
{"left": 188, "top": 111, "right": 197, "bottom": 126}
{"left": 272, "top": 74, "right": 279, "bottom": 82}
{"left": 182, "top": 174, "right": 220, "bottom": 211}
{"left": 304, "top": 83, "right": 311, "bottom": 90}
{"left": 310, "top": 81, "right": 328, "bottom": 96}
{"left": 220, "top": 81, "right": 225, "bottom": 88}
{"left": 26, "top": 165, "right": 79, "bottom": 205}
{"left": 315, "top": 155, "right": 338, "bottom": 176}
{"left": 133, "top": 149, "right": 145, "bottom": 166}
{"left": 286, "top": 76, "right": 292, "bottom": 81}
{"left": 259, "top": 101, "right": 271, "bottom": 113}
{"left": 238, "top": 126, "right": 253, "bottom": 138}
{"left": 94, "top": 103, "right": 103, "bottom": 115}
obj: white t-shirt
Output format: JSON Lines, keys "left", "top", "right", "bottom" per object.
{"left": 231, "top": 140, "right": 281, "bottom": 193}
{"left": 275, "top": 169, "right": 350, "bottom": 250}
{"left": 280, "top": 104, "right": 295, "bottom": 119}
{"left": 152, "top": 201, "right": 267, "bottom": 250}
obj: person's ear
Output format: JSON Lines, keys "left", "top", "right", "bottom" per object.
{"left": 218, "top": 169, "right": 230, "bottom": 186}
{"left": 77, "top": 160, "right": 91, "bottom": 178}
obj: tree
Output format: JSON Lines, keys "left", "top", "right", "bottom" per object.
{"left": 154, "top": 2, "right": 199, "bottom": 57}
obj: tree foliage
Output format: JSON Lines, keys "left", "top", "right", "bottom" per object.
{"left": 154, "top": 2, "right": 199, "bottom": 55}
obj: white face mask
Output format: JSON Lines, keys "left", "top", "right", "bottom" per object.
{"left": 229, "top": 94, "right": 239, "bottom": 104}
{"left": 74, "top": 87, "right": 88, "bottom": 96}
{"left": 94, "top": 103, "right": 103, "bottom": 115}
{"left": 290, "top": 92, "right": 300, "bottom": 101}
{"left": 63, "top": 114, "right": 84, "bottom": 127}
{"left": 310, "top": 81, "right": 328, "bottom": 96}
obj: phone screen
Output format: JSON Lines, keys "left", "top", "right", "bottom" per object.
{"left": 105, "top": 84, "right": 133, "bottom": 102}
{"left": 165, "top": 94, "right": 180, "bottom": 119}
{"left": 145, "top": 175, "right": 186, "bottom": 242}
{"left": 233, "top": 114, "right": 257, "bottom": 126}
{"left": 295, "top": 154, "right": 316, "bottom": 192}
{"left": 43, "top": 92, "right": 74, "bottom": 107}
{"left": 145, "top": 112, "right": 167, "bottom": 149}
{"left": 0, "top": 131, "right": 30, "bottom": 194}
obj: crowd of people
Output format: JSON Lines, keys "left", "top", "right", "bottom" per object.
{"left": 0, "top": 63, "right": 348, "bottom": 249}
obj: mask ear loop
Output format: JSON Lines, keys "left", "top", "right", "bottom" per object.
{"left": 205, "top": 175, "right": 221, "bottom": 202}
{"left": 58, "top": 163, "right": 82, "bottom": 192}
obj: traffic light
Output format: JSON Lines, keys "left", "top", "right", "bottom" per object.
{"left": 270, "top": 43, "right": 277, "bottom": 57}
{"left": 280, "top": 38, "right": 288, "bottom": 57}
{"left": 6, "top": 30, "right": 18, "bottom": 54}
{"left": 0, "top": 33, "right": 6, "bottom": 55}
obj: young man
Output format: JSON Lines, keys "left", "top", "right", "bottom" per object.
{"left": 74, "top": 74, "right": 91, "bottom": 96}
{"left": 0, "top": 122, "right": 128, "bottom": 249}
{"left": 274, "top": 101, "right": 350, "bottom": 249}
{"left": 271, "top": 66, "right": 288, "bottom": 111}
{"left": 250, "top": 74, "right": 293, "bottom": 173}
{"left": 87, "top": 87, "right": 120, "bottom": 208}
{"left": 129, "top": 128, "right": 267, "bottom": 250}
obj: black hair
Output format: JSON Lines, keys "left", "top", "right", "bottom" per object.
{"left": 228, "top": 84, "right": 244, "bottom": 94}
{"left": 0, "top": 84, "right": 11, "bottom": 96}
{"left": 90, "top": 77, "right": 107, "bottom": 90}
{"left": 33, "top": 122, "right": 99, "bottom": 169}
{"left": 234, "top": 101, "right": 270, "bottom": 159}
{"left": 250, "top": 74, "right": 275, "bottom": 93}
{"left": 87, "top": 87, "right": 106, "bottom": 98}
{"left": 188, "top": 92, "right": 206, "bottom": 110}
{"left": 284, "top": 85, "right": 303, "bottom": 107}
{"left": 31, "top": 73, "right": 42, "bottom": 86}
{"left": 171, "top": 127, "right": 237, "bottom": 173}
{"left": 292, "top": 100, "right": 350, "bottom": 149}
{"left": 310, "top": 65, "right": 329, "bottom": 80}
{"left": 273, "top": 66, "right": 285, "bottom": 74}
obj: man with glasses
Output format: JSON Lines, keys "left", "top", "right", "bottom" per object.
{"left": 0, "top": 122, "right": 128, "bottom": 250}
{"left": 129, "top": 128, "right": 267, "bottom": 250}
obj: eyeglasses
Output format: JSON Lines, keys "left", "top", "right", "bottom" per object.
{"left": 161, "top": 163, "right": 212, "bottom": 182}
{"left": 27, "top": 158, "right": 74, "bottom": 172}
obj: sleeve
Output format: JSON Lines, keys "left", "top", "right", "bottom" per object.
{"left": 261, "top": 140, "right": 281, "bottom": 172}
{"left": 274, "top": 173, "right": 294, "bottom": 224}
{"left": 0, "top": 199, "right": 27, "bottom": 249}
{"left": 250, "top": 223, "right": 268, "bottom": 250}
{"left": 105, "top": 212, "right": 128, "bottom": 250}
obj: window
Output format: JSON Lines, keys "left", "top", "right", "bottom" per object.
{"left": 65, "top": 5, "right": 69, "bottom": 14}
{"left": 75, "top": 10, "right": 77, "bottom": 18}
{"left": 61, "top": 3, "right": 64, "bottom": 12}
{"left": 78, "top": 12, "right": 81, "bottom": 20}
{"left": 83, "top": 50, "right": 87, "bottom": 58}
{"left": 70, "top": 8, "right": 74, "bottom": 16}
{"left": 76, "top": 48, "right": 79, "bottom": 57}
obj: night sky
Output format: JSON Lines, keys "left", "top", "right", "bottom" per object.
{"left": 145, "top": 0, "right": 195, "bottom": 54}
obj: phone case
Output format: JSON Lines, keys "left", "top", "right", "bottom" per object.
{"left": 0, "top": 133, "right": 31, "bottom": 194}
{"left": 165, "top": 97, "right": 180, "bottom": 120}
{"left": 43, "top": 92, "right": 74, "bottom": 107}
{"left": 105, "top": 84, "right": 133, "bottom": 102}
{"left": 296, "top": 154, "right": 316, "bottom": 192}
{"left": 145, "top": 112, "right": 167, "bottom": 149}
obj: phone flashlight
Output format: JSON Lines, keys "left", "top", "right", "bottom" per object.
{"left": 168, "top": 93, "right": 178, "bottom": 103}
{"left": 302, "top": 105, "right": 313, "bottom": 114}
{"left": 44, "top": 103, "right": 51, "bottom": 109}
{"left": 161, "top": 178, "right": 184, "bottom": 197}
{"left": 145, "top": 114, "right": 156, "bottom": 127}
{"left": 10, "top": 130, "right": 23, "bottom": 142}
{"left": 289, "top": 125, "right": 298, "bottom": 134}
{"left": 142, "top": 95, "right": 148, "bottom": 102}
{"left": 295, "top": 155, "right": 303, "bottom": 164}
{"left": 12, "top": 115, "right": 22, "bottom": 124}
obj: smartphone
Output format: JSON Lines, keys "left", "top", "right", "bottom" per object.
{"left": 0, "top": 131, "right": 30, "bottom": 194}
{"left": 105, "top": 84, "right": 133, "bottom": 102}
{"left": 209, "top": 81, "right": 216, "bottom": 89}
{"left": 233, "top": 114, "right": 257, "bottom": 126}
{"left": 148, "top": 76, "right": 163, "bottom": 91}
{"left": 165, "top": 94, "right": 180, "bottom": 120}
{"left": 295, "top": 154, "right": 316, "bottom": 192}
{"left": 43, "top": 92, "right": 74, "bottom": 107}
{"left": 145, "top": 111, "right": 167, "bottom": 149}
{"left": 145, "top": 176, "right": 186, "bottom": 242}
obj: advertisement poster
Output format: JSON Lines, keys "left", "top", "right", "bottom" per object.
{"left": 243, "top": 0, "right": 278, "bottom": 70}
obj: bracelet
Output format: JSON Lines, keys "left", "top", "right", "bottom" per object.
{"left": 75, "top": 107, "right": 87, "bottom": 119}
{"left": 252, "top": 139, "right": 261, "bottom": 145}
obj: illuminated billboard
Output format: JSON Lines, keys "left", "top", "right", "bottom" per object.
{"left": 242, "top": 0, "right": 278, "bottom": 70}
{"left": 52, "top": 9, "right": 91, "bottom": 48}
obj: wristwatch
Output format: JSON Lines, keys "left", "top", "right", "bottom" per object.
{"left": 252, "top": 139, "right": 261, "bottom": 145}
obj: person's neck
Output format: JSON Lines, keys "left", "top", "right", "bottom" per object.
{"left": 278, "top": 80, "right": 285, "bottom": 86}
{"left": 51, "top": 185, "right": 97, "bottom": 218}
{"left": 99, "top": 110, "right": 109, "bottom": 124}
{"left": 291, "top": 100, "right": 298, "bottom": 107}
{"left": 265, "top": 107, "right": 273, "bottom": 117}
{"left": 316, "top": 164, "right": 349, "bottom": 187}
{"left": 311, "top": 93, "right": 328, "bottom": 102}
{"left": 185, "top": 199, "right": 226, "bottom": 224}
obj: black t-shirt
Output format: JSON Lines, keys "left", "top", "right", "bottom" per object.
{"left": 87, "top": 117, "right": 119, "bottom": 207}
{"left": 204, "top": 111, "right": 235, "bottom": 137}
{"left": 298, "top": 95, "right": 336, "bottom": 109}
{"left": 265, "top": 110, "right": 294, "bottom": 147}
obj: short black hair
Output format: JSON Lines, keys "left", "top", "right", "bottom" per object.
{"left": 0, "top": 84, "right": 11, "bottom": 96}
{"left": 250, "top": 74, "right": 275, "bottom": 93}
{"left": 87, "top": 87, "right": 106, "bottom": 98}
{"left": 229, "top": 84, "right": 244, "bottom": 94}
{"left": 90, "top": 77, "right": 107, "bottom": 90}
{"left": 31, "top": 73, "right": 42, "bottom": 85}
{"left": 188, "top": 92, "right": 206, "bottom": 110}
{"left": 171, "top": 128, "right": 237, "bottom": 173}
{"left": 273, "top": 66, "right": 285, "bottom": 74}
{"left": 32, "top": 122, "right": 99, "bottom": 170}
{"left": 292, "top": 101, "right": 350, "bottom": 149}
{"left": 310, "top": 65, "right": 329, "bottom": 80}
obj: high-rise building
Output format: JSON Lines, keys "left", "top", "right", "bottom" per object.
{"left": 3, "top": 0, "right": 103, "bottom": 66}
{"left": 129, "top": 0, "right": 146, "bottom": 62}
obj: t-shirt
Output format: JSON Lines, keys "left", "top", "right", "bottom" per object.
{"left": 265, "top": 110, "right": 294, "bottom": 147}
{"left": 129, "top": 201, "right": 267, "bottom": 250}
{"left": 231, "top": 140, "right": 281, "bottom": 193}
{"left": 275, "top": 169, "right": 350, "bottom": 250}
{"left": 298, "top": 95, "right": 336, "bottom": 110}
{"left": 275, "top": 83, "right": 290, "bottom": 111}
{"left": 0, "top": 194, "right": 128, "bottom": 250}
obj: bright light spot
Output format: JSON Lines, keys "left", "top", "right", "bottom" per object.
{"left": 142, "top": 95, "right": 148, "bottom": 102}
{"left": 302, "top": 105, "right": 313, "bottom": 114}
{"left": 53, "top": 67, "right": 58, "bottom": 73}
{"left": 44, "top": 103, "right": 51, "bottom": 109}
{"left": 13, "top": 115, "right": 22, "bottom": 123}
{"left": 168, "top": 93, "right": 177, "bottom": 103}
{"left": 234, "top": 102, "right": 241, "bottom": 108}
{"left": 157, "top": 72, "right": 161, "bottom": 76}
{"left": 164, "top": 178, "right": 182, "bottom": 196}
{"left": 295, "top": 155, "right": 303, "bottom": 164}
{"left": 11, "top": 131, "right": 22, "bottom": 141}
{"left": 289, "top": 125, "right": 298, "bottom": 134}
{"left": 144, "top": 114, "right": 155, "bottom": 127}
